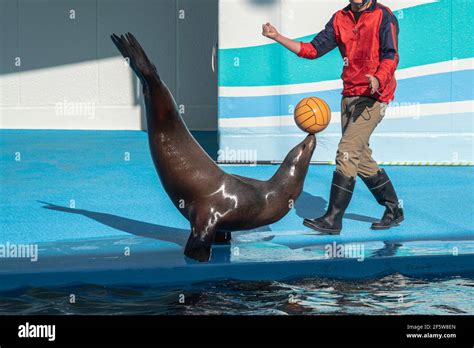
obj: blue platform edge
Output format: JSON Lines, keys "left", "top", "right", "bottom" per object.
{"left": 0, "top": 130, "right": 473, "bottom": 290}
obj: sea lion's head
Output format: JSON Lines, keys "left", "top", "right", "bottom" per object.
{"left": 301, "top": 133, "right": 317, "bottom": 156}
{"left": 268, "top": 133, "right": 316, "bottom": 203}
{"left": 288, "top": 133, "right": 316, "bottom": 169}
{"left": 276, "top": 134, "right": 316, "bottom": 185}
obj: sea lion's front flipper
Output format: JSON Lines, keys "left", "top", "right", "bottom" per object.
{"left": 213, "top": 231, "right": 232, "bottom": 244}
{"left": 184, "top": 220, "right": 217, "bottom": 262}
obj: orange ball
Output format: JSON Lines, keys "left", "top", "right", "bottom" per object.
{"left": 294, "top": 97, "right": 331, "bottom": 134}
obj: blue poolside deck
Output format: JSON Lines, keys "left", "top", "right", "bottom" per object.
{"left": 0, "top": 130, "right": 473, "bottom": 290}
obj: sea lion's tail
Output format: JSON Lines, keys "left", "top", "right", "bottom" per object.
{"left": 111, "top": 32, "right": 160, "bottom": 85}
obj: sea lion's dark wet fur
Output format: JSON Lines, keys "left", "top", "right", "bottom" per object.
{"left": 111, "top": 33, "right": 316, "bottom": 262}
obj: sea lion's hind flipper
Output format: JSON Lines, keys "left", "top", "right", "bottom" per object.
{"left": 184, "top": 221, "right": 217, "bottom": 262}
{"left": 110, "top": 32, "right": 160, "bottom": 84}
{"left": 111, "top": 34, "right": 129, "bottom": 60}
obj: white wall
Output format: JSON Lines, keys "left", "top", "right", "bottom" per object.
{"left": 217, "top": 0, "right": 474, "bottom": 163}
{"left": 0, "top": 0, "right": 218, "bottom": 131}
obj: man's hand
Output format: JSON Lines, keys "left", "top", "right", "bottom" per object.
{"left": 366, "top": 74, "right": 380, "bottom": 95}
{"left": 262, "top": 22, "right": 280, "bottom": 40}
{"left": 262, "top": 22, "right": 300, "bottom": 54}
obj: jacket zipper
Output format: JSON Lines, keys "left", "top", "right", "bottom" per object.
{"left": 348, "top": 10, "right": 369, "bottom": 57}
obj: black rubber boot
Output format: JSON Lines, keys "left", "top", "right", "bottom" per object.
{"left": 360, "top": 169, "right": 404, "bottom": 230}
{"left": 303, "top": 171, "right": 355, "bottom": 234}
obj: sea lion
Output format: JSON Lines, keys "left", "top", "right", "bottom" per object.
{"left": 111, "top": 33, "right": 316, "bottom": 262}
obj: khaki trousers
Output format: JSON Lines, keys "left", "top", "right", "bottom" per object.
{"left": 335, "top": 96, "right": 387, "bottom": 178}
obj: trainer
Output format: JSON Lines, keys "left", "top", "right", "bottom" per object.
{"left": 262, "top": 0, "right": 404, "bottom": 234}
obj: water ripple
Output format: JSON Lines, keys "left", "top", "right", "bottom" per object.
{"left": 0, "top": 274, "right": 472, "bottom": 315}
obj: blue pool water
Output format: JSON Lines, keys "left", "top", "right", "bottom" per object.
{"left": 0, "top": 275, "right": 472, "bottom": 315}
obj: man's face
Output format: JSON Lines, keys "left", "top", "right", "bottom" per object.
{"left": 350, "top": 0, "right": 370, "bottom": 10}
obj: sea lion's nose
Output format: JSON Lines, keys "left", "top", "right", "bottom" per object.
{"left": 305, "top": 134, "right": 316, "bottom": 149}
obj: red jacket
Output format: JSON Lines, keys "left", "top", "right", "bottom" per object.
{"left": 298, "top": 0, "right": 399, "bottom": 103}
